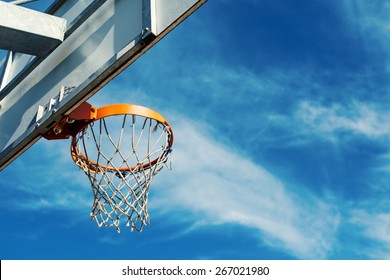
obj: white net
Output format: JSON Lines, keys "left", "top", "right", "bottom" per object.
{"left": 71, "top": 114, "right": 173, "bottom": 233}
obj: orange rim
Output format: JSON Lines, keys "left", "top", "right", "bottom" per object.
{"left": 70, "top": 103, "right": 174, "bottom": 172}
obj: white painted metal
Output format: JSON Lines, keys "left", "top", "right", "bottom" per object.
{"left": 8, "top": 0, "right": 37, "bottom": 5}
{"left": 0, "top": 1, "right": 67, "bottom": 56}
{"left": 0, "top": 0, "right": 206, "bottom": 170}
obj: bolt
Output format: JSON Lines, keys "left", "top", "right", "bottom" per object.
{"left": 66, "top": 117, "right": 75, "bottom": 124}
{"left": 53, "top": 126, "right": 62, "bottom": 135}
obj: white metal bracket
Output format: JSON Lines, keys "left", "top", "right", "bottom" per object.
{"left": 36, "top": 86, "right": 75, "bottom": 125}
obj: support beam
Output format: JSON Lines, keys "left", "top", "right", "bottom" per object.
{"left": 8, "top": 0, "right": 37, "bottom": 5}
{"left": 0, "top": 1, "right": 66, "bottom": 57}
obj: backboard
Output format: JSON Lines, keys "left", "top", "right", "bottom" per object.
{"left": 0, "top": 0, "right": 206, "bottom": 170}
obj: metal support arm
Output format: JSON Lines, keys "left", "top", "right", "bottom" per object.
{"left": 0, "top": 1, "right": 66, "bottom": 57}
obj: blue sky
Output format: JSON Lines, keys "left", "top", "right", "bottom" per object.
{"left": 1, "top": 0, "right": 390, "bottom": 260}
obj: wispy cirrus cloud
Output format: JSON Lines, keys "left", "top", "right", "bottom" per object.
{"left": 341, "top": 0, "right": 390, "bottom": 69}
{"left": 151, "top": 117, "right": 340, "bottom": 259}
{"left": 0, "top": 139, "right": 91, "bottom": 211}
{"left": 292, "top": 101, "right": 390, "bottom": 141}
{"left": 349, "top": 210, "right": 390, "bottom": 259}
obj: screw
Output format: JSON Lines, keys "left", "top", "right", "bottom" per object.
{"left": 53, "top": 126, "right": 62, "bottom": 135}
{"left": 66, "top": 117, "right": 75, "bottom": 124}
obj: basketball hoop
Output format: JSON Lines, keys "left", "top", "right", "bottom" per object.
{"left": 44, "top": 102, "right": 174, "bottom": 232}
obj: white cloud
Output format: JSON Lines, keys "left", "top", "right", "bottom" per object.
{"left": 341, "top": 0, "right": 390, "bottom": 64}
{"left": 0, "top": 139, "right": 91, "bottom": 211}
{"left": 150, "top": 116, "right": 340, "bottom": 259}
{"left": 267, "top": 100, "right": 390, "bottom": 145}
{"left": 349, "top": 210, "right": 390, "bottom": 259}
{"left": 300, "top": 101, "right": 390, "bottom": 137}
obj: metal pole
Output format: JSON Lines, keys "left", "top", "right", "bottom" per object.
{"left": 8, "top": 0, "right": 37, "bottom": 5}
